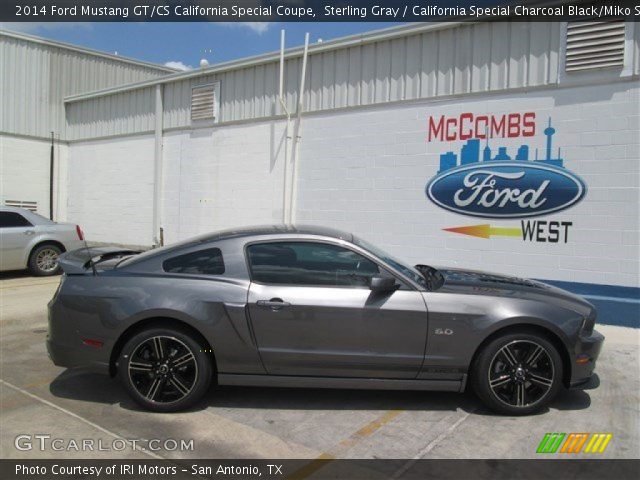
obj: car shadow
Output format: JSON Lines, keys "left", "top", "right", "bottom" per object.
{"left": 0, "top": 270, "right": 63, "bottom": 280}
{"left": 49, "top": 369, "right": 593, "bottom": 416}
{"left": 0, "top": 270, "right": 37, "bottom": 280}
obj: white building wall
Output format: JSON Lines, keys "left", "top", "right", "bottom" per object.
{"left": 66, "top": 135, "right": 155, "bottom": 247}
{"left": 63, "top": 81, "right": 638, "bottom": 289}
{"left": 0, "top": 135, "right": 68, "bottom": 219}
{"left": 296, "top": 81, "right": 639, "bottom": 288}
{"left": 160, "top": 120, "right": 287, "bottom": 245}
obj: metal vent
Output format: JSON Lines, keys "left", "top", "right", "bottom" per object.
{"left": 566, "top": 20, "right": 626, "bottom": 72}
{"left": 191, "top": 85, "right": 216, "bottom": 121}
{"left": 4, "top": 200, "right": 38, "bottom": 212}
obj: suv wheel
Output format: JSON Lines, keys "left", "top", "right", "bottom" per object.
{"left": 29, "top": 244, "right": 62, "bottom": 276}
{"left": 472, "top": 332, "right": 563, "bottom": 415}
{"left": 119, "top": 328, "right": 212, "bottom": 412}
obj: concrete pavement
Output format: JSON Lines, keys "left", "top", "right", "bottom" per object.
{"left": 1, "top": 272, "right": 638, "bottom": 463}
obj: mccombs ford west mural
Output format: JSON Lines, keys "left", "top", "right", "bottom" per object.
{"left": 422, "top": 110, "right": 636, "bottom": 328}
{"left": 426, "top": 112, "right": 585, "bottom": 243}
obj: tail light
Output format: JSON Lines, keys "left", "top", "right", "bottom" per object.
{"left": 76, "top": 225, "right": 84, "bottom": 241}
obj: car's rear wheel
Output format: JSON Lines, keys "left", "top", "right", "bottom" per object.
{"left": 119, "top": 328, "right": 212, "bottom": 412}
{"left": 472, "top": 331, "right": 563, "bottom": 415}
{"left": 29, "top": 244, "right": 62, "bottom": 276}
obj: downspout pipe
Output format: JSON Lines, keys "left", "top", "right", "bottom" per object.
{"left": 152, "top": 83, "right": 164, "bottom": 247}
{"left": 289, "top": 32, "right": 310, "bottom": 225}
{"left": 278, "top": 29, "right": 292, "bottom": 225}
{"left": 49, "top": 131, "right": 54, "bottom": 220}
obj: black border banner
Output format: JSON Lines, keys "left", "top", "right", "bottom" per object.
{"left": 1, "top": 459, "right": 639, "bottom": 480}
{"left": 2, "top": 0, "right": 640, "bottom": 23}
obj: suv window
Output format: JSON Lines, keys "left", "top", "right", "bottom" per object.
{"left": 0, "top": 211, "right": 32, "bottom": 228}
{"left": 247, "top": 242, "right": 380, "bottom": 287}
{"left": 163, "top": 248, "right": 225, "bottom": 275}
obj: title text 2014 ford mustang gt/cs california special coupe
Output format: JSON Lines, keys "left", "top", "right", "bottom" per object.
{"left": 47, "top": 225, "right": 603, "bottom": 415}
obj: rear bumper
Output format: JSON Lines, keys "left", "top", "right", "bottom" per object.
{"left": 47, "top": 297, "right": 111, "bottom": 375}
{"left": 569, "top": 329, "right": 604, "bottom": 388}
{"left": 46, "top": 337, "right": 110, "bottom": 374}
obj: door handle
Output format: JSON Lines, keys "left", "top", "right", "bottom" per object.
{"left": 256, "top": 298, "right": 291, "bottom": 310}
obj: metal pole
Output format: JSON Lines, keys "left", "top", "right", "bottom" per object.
{"left": 289, "top": 33, "right": 310, "bottom": 225}
{"left": 152, "top": 84, "right": 164, "bottom": 247}
{"left": 278, "top": 29, "right": 292, "bottom": 225}
{"left": 279, "top": 29, "right": 285, "bottom": 103}
{"left": 49, "top": 131, "right": 54, "bottom": 220}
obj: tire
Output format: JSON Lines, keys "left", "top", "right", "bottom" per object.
{"left": 472, "top": 331, "right": 563, "bottom": 415}
{"left": 119, "top": 327, "right": 212, "bottom": 412}
{"left": 28, "top": 244, "right": 62, "bottom": 276}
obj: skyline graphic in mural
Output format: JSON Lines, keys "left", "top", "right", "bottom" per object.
{"left": 438, "top": 118, "right": 564, "bottom": 173}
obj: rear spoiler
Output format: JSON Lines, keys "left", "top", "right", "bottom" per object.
{"left": 58, "top": 247, "right": 141, "bottom": 275}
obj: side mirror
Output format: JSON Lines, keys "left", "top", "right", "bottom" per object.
{"left": 369, "top": 275, "right": 398, "bottom": 293}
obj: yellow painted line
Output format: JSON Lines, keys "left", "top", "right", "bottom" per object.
{"left": 287, "top": 409, "right": 404, "bottom": 480}
{"left": 22, "top": 378, "right": 53, "bottom": 390}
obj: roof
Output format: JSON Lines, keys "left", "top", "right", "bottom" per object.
{"left": 118, "top": 224, "right": 354, "bottom": 267}
{"left": 0, "top": 205, "right": 54, "bottom": 224}
{"left": 64, "top": 21, "right": 459, "bottom": 103}
{"left": 190, "top": 224, "right": 354, "bottom": 244}
{"left": 0, "top": 29, "right": 178, "bottom": 73}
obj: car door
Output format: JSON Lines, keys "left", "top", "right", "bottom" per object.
{"left": 245, "top": 241, "right": 429, "bottom": 379}
{"left": 0, "top": 211, "right": 34, "bottom": 270}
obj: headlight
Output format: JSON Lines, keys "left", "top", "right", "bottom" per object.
{"left": 581, "top": 309, "right": 596, "bottom": 336}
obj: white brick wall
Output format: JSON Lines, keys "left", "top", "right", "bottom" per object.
{"left": 0, "top": 135, "right": 68, "bottom": 220}
{"left": 66, "top": 135, "right": 155, "bottom": 246}
{"left": 297, "top": 81, "right": 639, "bottom": 288}
{"left": 63, "top": 81, "right": 638, "bottom": 288}
{"left": 160, "top": 121, "right": 286, "bottom": 245}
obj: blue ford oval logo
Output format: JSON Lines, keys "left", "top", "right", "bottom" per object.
{"left": 426, "top": 162, "right": 586, "bottom": 219}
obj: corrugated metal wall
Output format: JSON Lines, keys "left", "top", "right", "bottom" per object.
{"left": 0, "top": 32, "right": 171, "bottom": 139}
{"left": 64, "top": 21, "right": 639, "bottom": 142}
{"left": 65, "top": 21, "right": 562, "bottom": 141}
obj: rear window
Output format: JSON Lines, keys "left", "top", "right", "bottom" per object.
{"left": 163, "top": 248, "right": 225, "bottom": 275}
{"left": 0, "top": 211, "right": 32, "bottom": 227}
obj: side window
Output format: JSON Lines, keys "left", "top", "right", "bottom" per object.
{"left": 163, "top": 248, "right": 225, "bottom": 275}
{"left": 0, "top": 212, "right": 32, "bottom": 228}
{"left": 247, "top": 242, "right": 380, "bottom": 287}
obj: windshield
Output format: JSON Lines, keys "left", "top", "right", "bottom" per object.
{"left": 353, "top": 236, "right": 428, "bottom": 289}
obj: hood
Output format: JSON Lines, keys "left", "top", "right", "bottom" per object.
{"left": 435, "top": 266, "right": 594, "bottom": 316}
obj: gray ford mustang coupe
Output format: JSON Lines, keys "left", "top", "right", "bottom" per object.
{"left": 47, "top": 225, "right": 603, "bottom": 415}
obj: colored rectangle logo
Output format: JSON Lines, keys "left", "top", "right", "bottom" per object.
{"left": 537, "top": 433, "right": 612, "bottom": 454}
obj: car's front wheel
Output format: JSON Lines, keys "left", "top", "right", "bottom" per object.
{"left": 472, "top": 331, "right": 563, "bottom": 415}
{"left": 119, "top": 327, "right": 212, "bottom": 412}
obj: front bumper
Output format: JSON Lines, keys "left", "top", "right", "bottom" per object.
{"left": 569, "top": 329, "right": 604, "bottom": 388}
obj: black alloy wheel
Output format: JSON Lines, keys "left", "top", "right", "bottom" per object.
{"left": 120, "top": 328, "right": 212, "bottom": 412}
{"left": 472, "top": 332, "right": 562, "bottom": 415}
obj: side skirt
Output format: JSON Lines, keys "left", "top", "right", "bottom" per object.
{"left": 217, "top": 374, "right": 463, "bottom": 392}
